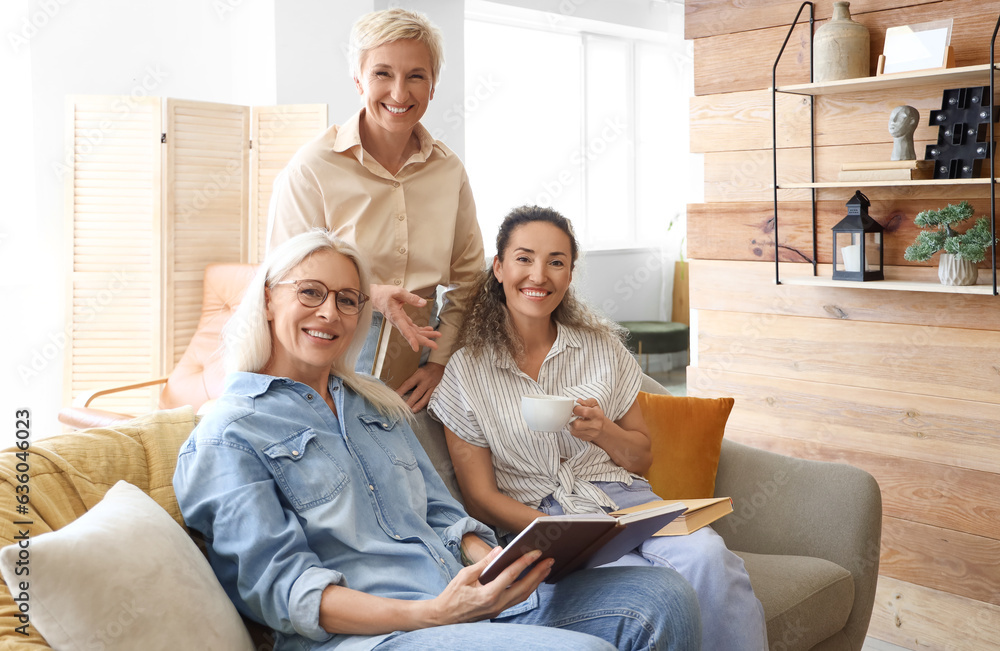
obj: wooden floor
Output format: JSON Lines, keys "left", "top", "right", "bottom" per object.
{"left": 863, "top": 637, "right": 909, "bottom": 651}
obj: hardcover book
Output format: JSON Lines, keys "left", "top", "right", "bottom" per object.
{"left": 479, "top": 501, "right": 686, "bottom": 584}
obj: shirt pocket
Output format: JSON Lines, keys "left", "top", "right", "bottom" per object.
{"left": 262, "top": 428, "right": 348, "bottom": 511}
{"left": 357, "top": 413, "right": 418, "bottom": 470}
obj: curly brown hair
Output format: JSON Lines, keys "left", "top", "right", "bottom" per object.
{"left": 458, "top": 205, "right": 624, "bottom": 361}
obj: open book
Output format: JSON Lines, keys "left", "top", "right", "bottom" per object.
{"left": 612, "top": 497, "right": 733, "bottom": 537}
{"left": 479, "top": 501, "right": 686, "bottom": 584}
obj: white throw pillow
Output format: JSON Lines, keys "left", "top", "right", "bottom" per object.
{"left": 0, "top": 481, "right": 255, "bottom": 651}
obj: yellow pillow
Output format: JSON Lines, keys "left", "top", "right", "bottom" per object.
{"left": 637, "top": 392, "right": 734, "bottom": 500}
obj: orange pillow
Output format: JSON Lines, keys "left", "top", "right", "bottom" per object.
{"left": 637, "top": 392, "right": 734, "bottom": 500}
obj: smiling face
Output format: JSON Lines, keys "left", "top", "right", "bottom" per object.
{"left": 265, "top": 249, "right": 361, "bottom": 388}
{"left": 493, "top": 221, "right": 574, "bottom": 331}
{"left": 355, "top": 38, "right": 435, "bottom": 140}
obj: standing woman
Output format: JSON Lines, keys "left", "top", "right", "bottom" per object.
{"left": 429, "top": 206, "right": 768, "bottom": 651}
{"left": 173, "top": 229, "right": 702, "bottom": 651}
{"left": 267, "top": 8, "right": 482, "bottom": 412}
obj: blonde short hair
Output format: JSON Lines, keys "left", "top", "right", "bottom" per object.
{"left": 349, "top": 8, "right": 444, "bottom": 86}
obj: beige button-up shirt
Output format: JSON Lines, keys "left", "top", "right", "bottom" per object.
{"left": 267, "top": 109, "right": 484, "bottom": 366}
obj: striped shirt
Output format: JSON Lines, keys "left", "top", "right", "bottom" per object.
{"left": 428, "top": 323, "right": 642, "bottom": 515}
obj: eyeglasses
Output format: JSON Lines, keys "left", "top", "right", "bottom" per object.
{"left": 272, "top": 279, "right": 369, "bottom": 315}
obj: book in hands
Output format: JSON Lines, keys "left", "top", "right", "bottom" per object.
{"left": 478, "top": 501, "right": 686, "bottom": 585}
{"left": 611, "top": 497, "right": 733, "bottom": 536}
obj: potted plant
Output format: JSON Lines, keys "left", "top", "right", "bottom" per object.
{"left": 902, "top": 201, "right": 996, "bottom": 286}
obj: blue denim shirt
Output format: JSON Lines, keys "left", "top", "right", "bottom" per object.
{"left": 173, "top": 372, "right": 503, "bottom": 651}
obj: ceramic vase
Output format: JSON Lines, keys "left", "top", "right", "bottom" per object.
{"left": 938, "top": 253, "right": 978, "bottom": 286}
{"left": 813, "top": 1, "right": 870, "bottom": 82}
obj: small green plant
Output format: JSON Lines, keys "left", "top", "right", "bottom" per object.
{"left": 903, "top": 201, "right": 996, "bottom": 263}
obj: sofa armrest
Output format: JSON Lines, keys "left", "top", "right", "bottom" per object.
{"left": 713, "top": 438, "right": 882, "bottom": 649}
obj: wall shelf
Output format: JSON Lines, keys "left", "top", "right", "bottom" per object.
{"left": 779, "top": 178, "right": 1000, "bottom": 189}
{"left": 780, "top": 276, "right": 996, "bottom": 294}
{"left": 775, "top": 63, "right": 999, "bottom": 96}
{"left": 771, "top": 2, "right": 999, "bottom": 296}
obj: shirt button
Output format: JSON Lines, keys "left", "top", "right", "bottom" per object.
{"left": 397, "top": 214, "right": 405, "bottom": 221}
{"left": 392, "top": 181, "right": 400, "bottom": 188}
{"left": 306, "top": 393, "right": 313, "bottom": 400}
{"left": 332, "top": 386, "right": 339, "bottom": 391}
{"left": 393, "top": 279, "right": 402, "bottom": 285}
{"left": 398, "top": 247, "right": 406, "bottom": 254}
{"left": 291, "top": 450, "right": 299, "bottom": 456}
{"left": 395, "top": 534, "right": 402, "bottom": 539}
{"left": 369, "top": 484, "right": 375, "bottom": 491}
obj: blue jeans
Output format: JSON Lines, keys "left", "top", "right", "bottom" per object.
{"left": 540, "top": 479, "right": 768, "bottom": 651}
{"left": 374, "top": 566, "right": 701, "bottom": 650}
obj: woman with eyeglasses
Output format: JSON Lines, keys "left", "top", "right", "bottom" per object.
{"left": 172, "top": 230, "right": 701, "bottom": 651}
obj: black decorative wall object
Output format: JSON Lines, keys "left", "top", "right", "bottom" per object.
{"left": 925, "top": 86, "right": 998, "bottom": 179}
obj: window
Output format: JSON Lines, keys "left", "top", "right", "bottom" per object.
{"left": 464, "top": 5, "right": 692, "bottom": 252}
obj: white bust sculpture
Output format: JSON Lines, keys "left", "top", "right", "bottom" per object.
{"left": 889, "top": 105, "right": 919, "bottom": 161}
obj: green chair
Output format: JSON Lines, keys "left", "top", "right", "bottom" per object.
{"left": 618, "top": 321, "right": 689, "bottom": 371}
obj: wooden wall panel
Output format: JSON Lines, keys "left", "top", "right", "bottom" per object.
{"left": 688, "top": 198, "right": 999, "bottom": 265}
{"left": 879, "top": 518, "right": 1000, "bottom": 606}
{"left": 684, "top": 0, "right": 941, "bottom": 40}
{"left": 696, "top": 310, "right": 1000, "bottom": 404}
{"left": 686, "top": 367, "right": 1000, "bottom": 474}
{"left": 693, "top": 0, "right": 1000, "bottom": 95}
{"left": 702, "top": 146, "right": 993, "bottom": 203}
{"left": 689, "top": 260, "right": 1000, "bottom": 331}
{"left": 710, "top": 423, "right": 1000, "bottom": 539}
{"left": 688, "top": 1, "right": 1000, "bottom": 646}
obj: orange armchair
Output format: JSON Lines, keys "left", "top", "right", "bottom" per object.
{"left": 58, "top": 264, "right": 258, "bottom": 429}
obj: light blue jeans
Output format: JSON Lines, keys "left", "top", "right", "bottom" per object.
{"left": 373, "top": 566, "right": 701, "bottom": 650}
{"left": 540, "top": 479, "right": 768, "bottom": 651}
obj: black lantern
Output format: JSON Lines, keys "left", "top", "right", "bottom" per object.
{"left": 832, "top": 191, "right": 884, "bottom": 281}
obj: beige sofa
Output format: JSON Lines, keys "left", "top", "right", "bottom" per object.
{"left": 0, "top": 380, "right": 881, "bottom": 650}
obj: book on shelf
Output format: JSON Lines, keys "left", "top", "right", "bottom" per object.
{"left": 838, "top": 159, "right": 933, "bottom": 182}
{"left": 479, "top": 501, "right": 686, "bottom": 584}
{"left": 612, "top": 497, "right": 734, "bottom": 537}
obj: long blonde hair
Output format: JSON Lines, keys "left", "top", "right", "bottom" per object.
{"left": 458, "top": 205, "right": 624, "bottom": 361}
{"left": 224, "top": 229, "right": 411, "bottom": 422}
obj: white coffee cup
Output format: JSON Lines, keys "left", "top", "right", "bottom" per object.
{"left": 521, "top": 394, "right": 578, "bottom": 431}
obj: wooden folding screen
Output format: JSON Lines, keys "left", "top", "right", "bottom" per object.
{"left": 64, "top": 96, "right": 327, "bottom": 415}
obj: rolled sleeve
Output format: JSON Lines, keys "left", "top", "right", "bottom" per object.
{"left": 288, "top": 566, "right": 346, "bottom": 642}
{"left": 440, "top": 517, "right": 499, "bottom": 563}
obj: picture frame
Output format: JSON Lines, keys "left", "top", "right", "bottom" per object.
{"left": 880, "top": 19, "right": 954, "bottom": 75}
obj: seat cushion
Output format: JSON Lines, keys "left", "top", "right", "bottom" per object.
{"left": 736, "top": 551, "right": 854, "bottom": 651}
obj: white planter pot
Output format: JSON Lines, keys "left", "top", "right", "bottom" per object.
{"left": 938, "top": 253, "right": 978, "bottom": 286}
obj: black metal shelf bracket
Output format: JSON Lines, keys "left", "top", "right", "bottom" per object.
{"left": 772, "top": 1, "right": 815, "bottom": 286}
